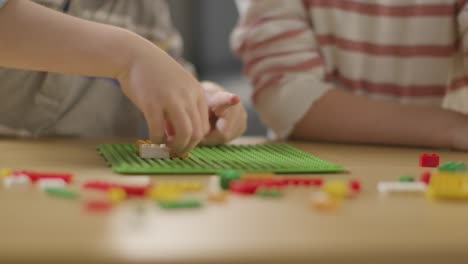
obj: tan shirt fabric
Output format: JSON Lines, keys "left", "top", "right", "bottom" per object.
{"left": 0, "top": 0, "right": 185, "bottom": 138}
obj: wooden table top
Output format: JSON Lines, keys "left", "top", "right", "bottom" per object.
{"left": 0, "top": 137, "right": 467, "bottom": 264}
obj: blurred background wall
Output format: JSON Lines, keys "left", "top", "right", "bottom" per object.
{"left": 168, "top": 0, "right": 267, "bottom": 136}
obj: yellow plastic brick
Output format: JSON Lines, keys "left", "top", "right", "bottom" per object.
{"left": 147, "top": 187, "right": 181, "bottom": 202}
{"left": 184, "top": 182, "right": 202, "bottom": 192}
{"left": 207, "top": 191, "right": 228, "bottom": 203}
{"left": 157, "top": 181, "right": 202, "bottom": 192}
{"left": 0, "top": 168, "right": 12, "bottom": 178}
{"left": 426, "top": 172, "right": 468, "bottom": 200}
{"left": 322, "top": 180, "right": 349, "bottom": 200}
{"left": 108, "top": 188, "right": 127, "bottom": 203}
{"left": 309, "top": 191, "right": 339, "bottom": 211}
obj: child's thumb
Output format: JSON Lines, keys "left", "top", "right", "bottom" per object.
{"left": 210, "top": 93, "right": 240, "bottom": 116}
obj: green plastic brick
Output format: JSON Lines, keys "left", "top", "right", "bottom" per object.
{"left": 158, "top": 200, "right": 202, "bottom": 209}
{"left": 438, "top": 161, "right": 467, "bottom": 172}
{"left": 218, "top": 169, "right": 242, "bottom": 189}
{"left": 44, "top": 188, "right": 79, "bottom": 199}
{"left": 97, "top": 143, "right": 344, "bottom": 174}
{"left": 399, "top": 176, "right": 414, "bottom": 182}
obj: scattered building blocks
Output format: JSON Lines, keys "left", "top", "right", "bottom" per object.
{"left": 426, "top": 172, "right": 468, "bottom": 200}
{"left": 158, "top": 199, "right": 202, "bottom": 209}
{"left": 218, "top": 169, "right": 242, "bottom": 189}
{"left": 108, "top": 188, "right": 127, "bottom": 203}
{"left": 377, "top": 182, "right": 426, "bottom": 194}
{"left": 419, "top": 153, "right": 439, "bottom": 167}
{"left": 85, "top": 200, "right": 113, "bottom": 212}
{"left": 37, "top": 179, "right": 67, "bottom": 190}
{"left": 44, "top": 187, "right": 79, "bottom": 199}
{"left": 399, "top": 176, "right": 415, "bottom": 182}
{"left": 322, "top": 180, "right": 349, "bottom": 199}
{"left": 438, "top": 161, "right": 467, "bottom": 172}
{"left": 309, "top": 191, "right": 338, "bottom": 211}
{"left": 420, "top": 171, "right": 431, "bottom": 185}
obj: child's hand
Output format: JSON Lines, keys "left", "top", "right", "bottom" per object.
{"left": 200, "top": 81, "right": 247, "bottom": 145}
{"left": 118, "top": 45, "right": 210, "bottom": 155}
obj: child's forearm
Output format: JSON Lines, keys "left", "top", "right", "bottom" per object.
{"left": 0, "top": 0, "right": 154, "bottom": 79}
{"left": 292, "top": 89, "right": 466, "bottom": 149}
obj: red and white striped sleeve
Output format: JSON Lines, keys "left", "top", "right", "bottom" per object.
{"left": 444, "top": 0, "right": 468, "bottom": 112}
{"left": 231, "top": 0, "right": 331, "bottom": 138}
{"left": 457, "top": 1, "right": 468, "bottom": 79}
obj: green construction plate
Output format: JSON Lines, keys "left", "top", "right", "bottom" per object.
{"left": 97, "top": 143, "right": 344, "bottom": 174}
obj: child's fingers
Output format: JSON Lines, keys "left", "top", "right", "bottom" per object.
{"left": 200, "top": 129, "right": 228, "bottom": 146}
{"left": 211, "top": 94, "right": 240, "bottom": 116}
{"left": 183, "top": 104, "right": 204, "bottom": 154}
{"left": 166, "top": 105, "right": 192, "bottom": 154}
{"left": 144, "top": 108, "right": 166, "bottom": 144}
{"left": 198, "top": 96, "right": 210, "bottom": 136}
{"left": 202, "top": 105, "right": 247, "bottom": 146}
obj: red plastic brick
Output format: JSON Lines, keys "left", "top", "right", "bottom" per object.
{"left": 229, "top": 180, "right": 259, "bottom": 194}
{"left": 420, "top": 171, "right": 431, "bottom": 185}
{"left": 419, "top": 153, "right": 439, "bottom": 168}
{"left": 349, "top": 180, "right": 361, "bottom": 192}
{"left": 281, "top": 177, "right": 323, "bottom": 186}
{"left": 113, "top": 184, "right": 149, "bottom": 197}
{"left": 82, "top": 181, "right": 113, "bottom": 191}
{"left": 16, "top": 170, "right": 73, "bottom": 184}
{"left": 229, "top": 177, "right": 323, "bottom": 194}
{"left": 260, "top": 179, "right": 285, "bottom": 187}
{"left": 82, "top": 180, "right": 150, "bottom": 197}
{"left": 84, "top": 200, "right": 113, "bottom": 212}
{"left": 306, "top": 178, "right": 323, "bottom": 186}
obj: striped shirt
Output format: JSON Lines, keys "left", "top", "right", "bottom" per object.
{"left": 231, "top": 0, "right": 468, "bottom": 138}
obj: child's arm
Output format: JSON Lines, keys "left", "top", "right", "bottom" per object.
{"left": 293, "top": 89, "right": 468, "bottom": 149}
{"left": 232, "top": 0, "right": 468, "bottom": 150}
{"left": 0, "top": 0, "right": 209, "bottom": 154}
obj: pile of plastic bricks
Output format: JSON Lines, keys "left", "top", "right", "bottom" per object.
{"left": 0, "top": 168, "right": 361, "bottom": 213}
{"left": 377, "top": 152, "right": 468, "bottom": 201}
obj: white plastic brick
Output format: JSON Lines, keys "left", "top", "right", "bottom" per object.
{"left": 3, "top": 175, "right": 31, "bottom": 189}
{"left": 139, "top": 144, "right": 170, "bottom": 159}
{"left": 209, "top": 175, "right": 222, "bottom": 194}
{"left": 377, "top": 182, "right": 426, "bottom": 194}
{"left": 37, "top": 178, "right": 67, "bottom": 190}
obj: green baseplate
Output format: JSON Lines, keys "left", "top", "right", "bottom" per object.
{"left": 97, "top": 143, "right": 345, "bottom": 174}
